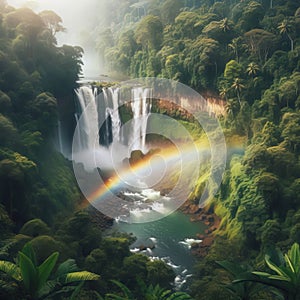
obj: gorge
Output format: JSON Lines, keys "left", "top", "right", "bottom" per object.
{"left": 68, "top": 80, "right": 226, "bottom": 290}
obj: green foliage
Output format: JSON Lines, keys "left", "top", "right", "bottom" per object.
{"left": 0, "top": 242, "right": 100, "bottom": 299}
{"left": 105, "top": 280, "right": 193, "bottom": 300}
{"left": 20, "top": 219, "right": 50, "bottom": 237}
{"left": 227, "top": 243, "right": 300, "bottom": 300}
{"left": 216, "top": 260, "right": 264, "bottom": 299}
{"left": 135, "top": 15, "right": 163, "bottom": 50}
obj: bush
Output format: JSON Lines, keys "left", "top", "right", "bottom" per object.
{"left": 19, "top": 218, "right": 50, "bottom": 237}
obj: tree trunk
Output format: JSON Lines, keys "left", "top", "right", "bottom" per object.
{"left": 288, "top": 34, "right": 294, "bottom": 51}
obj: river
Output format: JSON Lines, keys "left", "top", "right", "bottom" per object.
{"left": 113, "top": 210, "right": 206, "bottom": 290}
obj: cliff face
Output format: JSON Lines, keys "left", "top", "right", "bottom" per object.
{"left": 151, "top": 94, "right": 226, "bottom": 121}
{"left": 178, "top": 95, "right": 226, "bottom": 117}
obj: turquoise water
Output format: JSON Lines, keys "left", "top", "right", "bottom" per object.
{"left": 113, "top": 210, "right": 206, "bottom": 289}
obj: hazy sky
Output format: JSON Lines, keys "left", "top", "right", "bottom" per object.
{"left": 7, "top": 0, "right": 105, "bottom": 77}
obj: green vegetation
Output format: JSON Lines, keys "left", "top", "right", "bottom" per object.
{"left": 91, "top": 0, "right": 300, "bottom": 299}
{"left": 0, "top": 242, "right": 99, "bottom": 299}
{"left": 0, "top": 1, "right": 182, "bottom": 299}
{"left": 1, "top": 0, "right": 300, "bottom": 299}
{"left": 219, "top": 243, "right": 300, "bottom": 300}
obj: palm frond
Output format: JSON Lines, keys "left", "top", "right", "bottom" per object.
{"left": 55, "top": 259, "right": 79, "bottom": 278}
{"left": 64, "top": 271, "right": 100, "bottom": 283}
{"left": 0, "top": 261, "right": 21, "bottom": 281}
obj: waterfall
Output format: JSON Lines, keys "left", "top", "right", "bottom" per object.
{"left": 75, "top": 86, "right": 98, "bottom": 150}
{"left": 130, "top": 87, "right": 151, "bottom": 152}
{"left": 74, "top": 85, "right": 151, "bottom": 154}
{"left": 106, "top": 88, "right": 121, "bottom": 143}
{"left": 74, "top": 114, "right": 83, "bottom": 151}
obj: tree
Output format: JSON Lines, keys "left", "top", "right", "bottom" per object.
{"left": 238, "top": 1, "right": 265, "bottom": 31}
{"left": 31, "top": 92, "right": 57, "bottom": 136}
{"left": 246, "top": 62, "right": 260, "bottom": 77}
{"left": 0, "top": 114, "right": 17, "bottom": 146}
{"left": 39, "top": 10, "right": 65, "bottom": 40}
{"left": 0, "top": 90, "right": 11, "bottom": 113}
{"left": 231, "top": 78, "right": 245, "bottom": 104}
{"left": 203, "top": 19, "right": 234, "bottom": 43}
{"left": 174, "top": 11, "right": 201, "bottom": 39}
{"left": 244, "top": 29, "right": 277, "bottom": 64}
{"left": 219, "top": 86, "right": 229, "bottom": 100}
{"left": 220, "top": 17, "right": 231, "bottom": 32}
{"left": 135, "top": 15, "right": 163, "bottom": 50}
{"left": 161, "top": 0, "right": 184, "bottom": 24}
{"left": 228, "top": 38, "right": 244, "bottom": 63}
{"left": 224, "top": 60, "right": 243, "bottom": 82}
{"left": 278, "top": 19, "right": 295, "bottom": 51}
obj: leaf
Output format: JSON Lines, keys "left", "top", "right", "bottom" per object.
{"left": 110, "top": 280, "right": 133, "bottom": 299}
{"left": 268, "top": 275, "right": 291, "bottom": 282}
{"left": 64, "top": 271, "right": 100, "bottom": 283}
{"left": 37, "top": 251, "right": 59, "bottom": 290}
{"left": 21, "top": 242, "right": 37, "bottom": 267}
{"left": 167, "top": 291, "right": 193, "bottom": 299}
{"left": 252, "top": 271, "right": 273, "bottom": 277}
{"left": 105, "top": 294, "right": 129, "bottom": 300}
{"left": 0, "top": 261, "right": 21, "bottom": 281}
{"left": 18, "top": 251, "right": 38, "bottom": 294}
{"left": 216, "top": 260, "right": 246, "bottom": 276}
{"left": 70, "top": 281, "right": 84, "bottom": 300}
{"left": 55, "top": 259, "right": 78, "bottom": 278}
{"left": 265, "top": 255, "right": 290, "bottom": 280}
{"left": 284, "top": 254, "right": 295, "bottom": 274}
{"left": 288, "top": 243, "right": 300, "bottom": 273}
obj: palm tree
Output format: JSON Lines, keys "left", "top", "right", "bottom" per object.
{"left": 220, "top": 18, "right": 231, "bottom": 32}
{"left": 231, "top": 78, "right": 245, "bottom": 104}
{"left": 219, "top": 86, "right": 229, "bottom": 100}
{"left": 278, "top": 19, "right": 294, "bottom": 51}
{"left": 246, "top": 62, "right": 260, "bottom": 77}
{"left": 228, "top": 38, "right": 241, "bottom": 62}
{"left": 0, "top": 242, "right": 100, "bottom": 299}
{"left": 225, "top": 99, "right": 239, "bottom": 118}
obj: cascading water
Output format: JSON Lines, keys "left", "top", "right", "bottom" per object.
{"left": 130, "top": 87, "right": 151, "bottom": 152}
{"left": 106, "top": 88, "right": 121, "bottom": 143}
{"left": 72, "top": 83, "right": 207, "bottom": 291}
{"left": 75, "top": 86, "right": 98, "bottom": 150}
{"left": 74, "top": 85, "right": 151, "bottom": 152}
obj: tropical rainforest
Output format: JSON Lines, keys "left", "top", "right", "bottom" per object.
{"left": 0, "top": 0, "right": 300, "bottom": 299}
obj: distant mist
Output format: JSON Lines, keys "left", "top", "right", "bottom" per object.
{"left": 6, "top": 0, "right": 109, "bottom": 77}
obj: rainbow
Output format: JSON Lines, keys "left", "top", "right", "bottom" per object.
{"left": 80, "top": 140, "right": 245, "bottom": 210}
{"left": 81, "top": 144, "right": 197, "bottom": 208}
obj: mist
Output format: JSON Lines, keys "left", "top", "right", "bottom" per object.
{"left": 6, "top": 0, "right": 108, "bottom": 77}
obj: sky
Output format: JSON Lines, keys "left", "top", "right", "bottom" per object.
{"left": 7, "top": 0, "right": 105, "bottom": 77}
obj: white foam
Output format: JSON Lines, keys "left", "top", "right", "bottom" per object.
{"left": 151, "top": 202, "right": 167, "bottom": 214}
{"left": 149, "top": 237, "right": 157, "bottom": 243}
{"left": 146, "top": 248, "right": 153, "bottom": 254}
{"left": 130, "top": 248, "right": 140, "bottom": 253}
{"left": 130, "top": 207, "right": 152, "bottom": 217}
{"left": 179, "top": 238, "right": 202, "bottom": 249}
{"left": 141, "top": 189, "right": 161, "bottom": 200}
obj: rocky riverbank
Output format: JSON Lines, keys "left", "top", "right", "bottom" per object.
{"left": 180, "top": 203, "right": 220, "bottom": 257}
